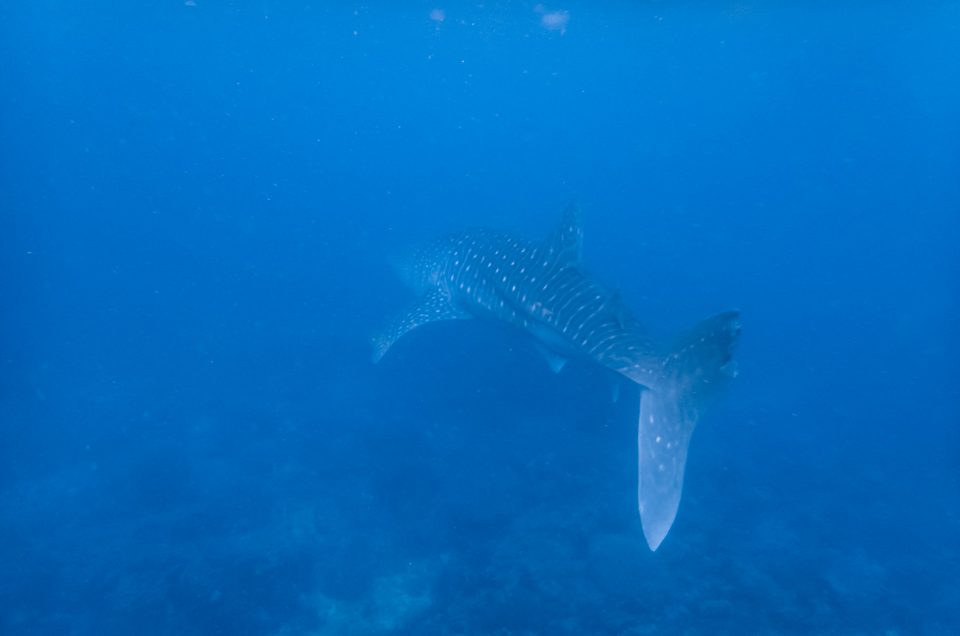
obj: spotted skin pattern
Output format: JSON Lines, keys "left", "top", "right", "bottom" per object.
{"left": 374, "top": 206, "right": 740, "bottom": 551}
{"left": 375, "top": 207, "right": 662, "bottom": 388}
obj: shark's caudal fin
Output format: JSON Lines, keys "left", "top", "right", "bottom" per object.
{"left": 637, "top": 310, "right": 741, "bottom": 550}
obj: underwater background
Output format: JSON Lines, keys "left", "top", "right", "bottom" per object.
{"left": 2, "top": 2, "right": 958, "bottom": 634}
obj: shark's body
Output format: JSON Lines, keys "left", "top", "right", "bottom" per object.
{"left": 373, "top": 207, "right": 740, "bottom": 550}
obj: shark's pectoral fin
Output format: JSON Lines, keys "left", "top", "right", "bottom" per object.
{"left": 533, "top": 343, "right": 568, "bottom": 374}
{"left": 371, "top": 289, "right": 471, "bottom": 363}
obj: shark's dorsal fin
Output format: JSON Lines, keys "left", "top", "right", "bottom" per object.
{"left": 371, "top": 289, "right": 471, "bottom": 363}
{"left": 545, "top": 204, "right": 583, "bottom": 266}
{"left": 602, "top": 290, "right": 630, "bottom": 329}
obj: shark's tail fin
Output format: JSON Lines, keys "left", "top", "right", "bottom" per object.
{"left": 637, "top": 310, "right": 741, "bottom": 550}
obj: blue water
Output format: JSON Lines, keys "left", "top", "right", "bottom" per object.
{"left": 2, "top": 3, "right": 958, "bottom": 634}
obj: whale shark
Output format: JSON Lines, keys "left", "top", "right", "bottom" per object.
{"left": 372, "top": 206, "right": 740, "bottom": 550}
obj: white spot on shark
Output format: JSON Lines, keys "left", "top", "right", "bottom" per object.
{"left": 373, "top": 207, "right": 742, "bottom": 553}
